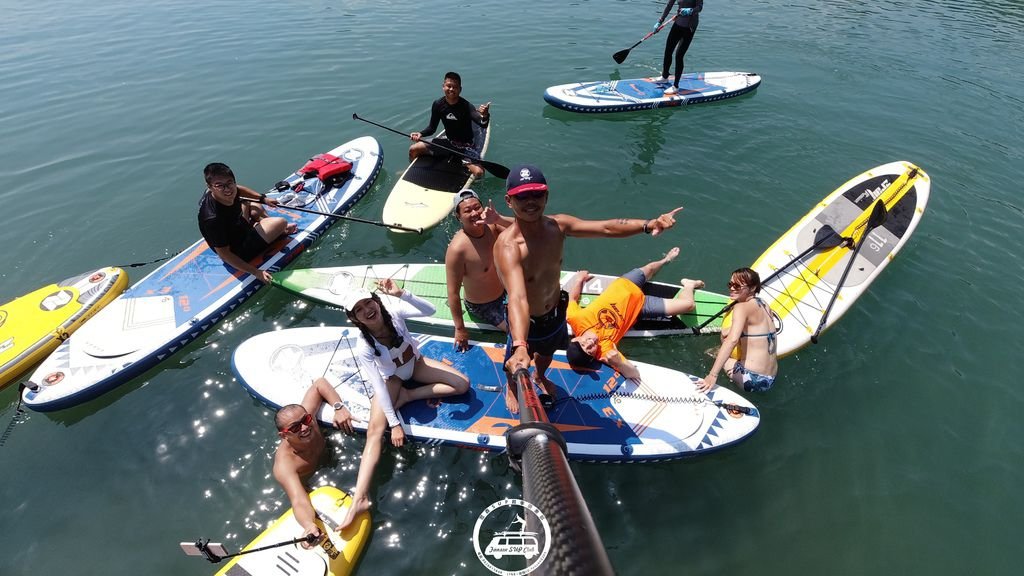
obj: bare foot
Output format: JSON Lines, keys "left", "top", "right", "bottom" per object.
{"left": 662, "top": 246, "right": 680, "bottom": 264}
{"left": 505, "top": 388, "right": 519, "bottom": 415}
{"left": 285, "top": 222, "right": 298, "bottom": 234}
{"left": 337, "top": 494, "right": 371, "bottom": 531}
{"left": 533, "top": 374, "right": 558, "bottom": 402}
{"left": 681, "top": 278, "right": 705, "bottom": 291}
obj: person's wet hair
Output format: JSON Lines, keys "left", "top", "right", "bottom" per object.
{"left": 731, "top": 267, "right": 761, "bottom": 293}
{"left": 204, "top": 162, "right": 234, "bottom": 185}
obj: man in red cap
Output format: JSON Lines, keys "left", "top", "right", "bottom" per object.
{"left": 494, "top": 164, "right": 683, "bottom": 414}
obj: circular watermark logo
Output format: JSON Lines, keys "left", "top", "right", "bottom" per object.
{"left": 472, "top": 498, "right": 551, "bottom": 576}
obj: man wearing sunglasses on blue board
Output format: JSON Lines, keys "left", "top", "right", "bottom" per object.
{"left": 272, "top": 377, "right": 354, "bottom": 548}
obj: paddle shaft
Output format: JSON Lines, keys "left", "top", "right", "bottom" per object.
{"left": 243, "top": 198, "right": 423, "bottom": 234}
{"left": 688, "top": 225, "right": 847, "bottom": 334}
{"left": 612, "top": 15, "right": 675, "bottom": 64}
{"left": 351, "top": 113, "right": 510, "bottom": 179}
{"left": 811, "top": 200, "right": 888, "bottom": 343}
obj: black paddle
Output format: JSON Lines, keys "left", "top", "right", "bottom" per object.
{"left": 810, "top": 200, "right": 888, "bottom": 344}
{"left": 242, "top": 198, "right": 423, "bottom": 234}
{"left": 687, "top": 225, "right": 848, "bottom": 335}
{"left": 352, "top": 113, "right": 510, "bottom": 179}
{"left": 182, "top": 534, "right": 317, "bottom": 564}
{"left": 612, "top": 17, "right": 675, "bottom": 64}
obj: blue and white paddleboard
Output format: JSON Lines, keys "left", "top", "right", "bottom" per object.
{"left": 231, "top": 327, "right": 760, "bottom": 463}
{"left": 544, "top": 72, "right": 761, "bottom": 113}
{"left": 23, "top": 137, "right": 383, "bottom": 412}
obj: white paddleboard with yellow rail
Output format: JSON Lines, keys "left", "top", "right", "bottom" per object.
{"left": 212, "top": 486, "right": 370, "bottom": 576}
{"left": 381, "top": 122, "right": 490, "bottom": 233}
{"left": 735, "top": 161, "right": 930, "bottom": 358}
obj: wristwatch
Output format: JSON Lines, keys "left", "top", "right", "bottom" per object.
{"left": 332, "top": 401, "right": 344, "bottom": 411}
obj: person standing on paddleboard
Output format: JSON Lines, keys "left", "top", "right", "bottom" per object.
{"left": 409, "top": 71, "right": 491, "bottom": 180}
{"left": 698, "top": 268, "right": 779, "bottom": 393}
{"left": 654, "top": 0, "right": 703, "bottom": 96}
{"left": 336, "top": 278, "right": 470, "bottom": 529}
{"left": 445, "top": 189, "right": 514, "bottom": 351}
{"left": 198, "top": 163, "right": 297, "bottom": 283}
{"left": 272, "top": 378, "right": 355, "bottom": 548}
{"left": 564, "top": 248, "right": 705, "bottom": 380}
{"left": 495, "top": 164, "right": 683, "bottom": 415}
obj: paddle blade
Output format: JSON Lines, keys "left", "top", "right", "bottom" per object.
{"left": 813, "top": 225, "right": 845, "bottom": 249}
{"left": 612, "top": 49, "right": 630, "bottom": 64}
{"left": 482, "top": 160, "right": 510, "bottom": 179}
{"left": 866, "top": 199, "right": 888, "bottom": 230}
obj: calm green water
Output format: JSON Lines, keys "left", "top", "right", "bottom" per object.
{"left": 1, "top": 0, "right": 1021, "bottom": 574}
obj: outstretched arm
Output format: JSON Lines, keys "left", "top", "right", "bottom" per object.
{"left": 213, "top": 245, "right": 271, "bottom": 284}
{"left": 273, "top": 459, "right": 320, "bottom": 548}
{"left": 557, "top": 207, "right": 683, "bottom": 238}
{"left": 698, "top": 303, "right": 748, "bottom": 392}
{"left": 495, "top": 235, "right": 531, "bottom": 373}
{"left": 604, "top": 349, "right": 641, "bottom": 381}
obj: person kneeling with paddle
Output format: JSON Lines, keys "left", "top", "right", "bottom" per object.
{"left": 198, "top": 162, "right": 297, "bottom": 284}
{"left": 409, "top": 71, "right": 491, "bottom": 180}
{"left": 272, "top": 378, "right": 355, "bottom": 548}
{"left": 337, "top": 278, "right": 470, "bottom": 529}
{"left": 565, "top": 248, "right": 704, "bottom": 380}
{"left": 697, "top": 268, "right": 779, "bottom": 393}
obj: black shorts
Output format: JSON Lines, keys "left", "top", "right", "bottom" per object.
{"left": 503, "top": 291, "right": 570, "bottom": 362}
{"left": 232, "top": 227, "right": 271, "bottom": 261}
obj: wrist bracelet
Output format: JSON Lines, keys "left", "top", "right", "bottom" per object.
{"left": 259, "top": 193, "right": 267, "bottom": 203}
{"left": 642, "top": 220, "right": 652, "bottom": 234}
{"left": 512, "top": 340, "right": 528, "bottom": 350}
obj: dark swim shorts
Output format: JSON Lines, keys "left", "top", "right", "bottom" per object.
{"left": 503, "top": 291, "right": 570, "bottom": 363}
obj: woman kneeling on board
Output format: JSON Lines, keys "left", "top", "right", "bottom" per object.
{"left": 338, "top": 278, "right": 470, "bottom": 528}
{"left": 698, "top": 268, "right": 779, "bottom": 393}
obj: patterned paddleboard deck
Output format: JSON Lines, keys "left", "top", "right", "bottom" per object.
{"left": 273, "top": 263, "right": 731, "bottom": 337}
{"left": 0, "top": 267, "right": 128, "bottom": 389}
{"left": 544, "top": 72, "right": 761, "bottom": 113}
{"left": 23, "top": 137, "right": 384, "bottom": 412}
{"left": 740, "top": 160, "right": 930, "bottom": 357}
{"left": 232, "top": 327, "right": 760, "bottom": 462}
{"left": 382, "top": 122, "right": 491, "bottom": 233}
{"left": 212, "top": 486, "right": 370, "bottom": 576}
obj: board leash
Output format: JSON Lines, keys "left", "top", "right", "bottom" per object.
{"left": 0, "top": 384, "right": 28, "bottom": 448}
{"left": 115, "top": 249, "right": 184, "bottom": 269}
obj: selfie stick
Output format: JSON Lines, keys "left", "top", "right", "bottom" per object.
{"left": 184, "top": 534, "right": 317, "bottom": 564}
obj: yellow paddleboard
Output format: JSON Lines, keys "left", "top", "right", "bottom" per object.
{"left": 726, "top": 161, "right": 930, "bottom": 358}
{"left": 0, "top": 267, "right": 128, "bottom": 389}
{"left": 382, "top": 122, "right": 491, "bottom": 233}
{"left": 215, "top": 486, "right": 371, "bottom": 576}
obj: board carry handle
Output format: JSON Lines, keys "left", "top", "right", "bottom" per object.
{"left": 352, "top": 113, "right": 511, "bottom": 179}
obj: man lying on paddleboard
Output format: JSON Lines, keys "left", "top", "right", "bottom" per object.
{"left": 564, "top": 248, "right": 705, "bottom": 380}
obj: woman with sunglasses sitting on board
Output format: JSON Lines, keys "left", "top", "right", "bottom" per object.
{"left": 697, "top": 268, "right": 779, "bottom": 393}
{"left": 338, "top": 278, "right": 470, "bottom": 529}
